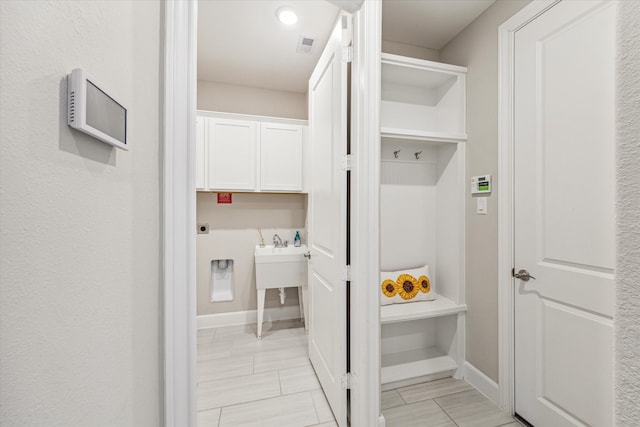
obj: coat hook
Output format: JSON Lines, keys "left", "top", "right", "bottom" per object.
{"left": 393, "top": 149, "right": 401, "bottom": 159}
{"left": 415, "top": 150, "right": 422, "bottom": 160}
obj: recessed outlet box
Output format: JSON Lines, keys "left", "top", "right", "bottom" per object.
{"left": 197, "top": 223, "right": 209, "bottom": 234}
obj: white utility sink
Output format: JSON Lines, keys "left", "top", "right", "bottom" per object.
{"left": 254, "top": 244, "right": 308, "bottom": 263}
{"left": 254, "top": 244, "right": 308, "bottom": 339}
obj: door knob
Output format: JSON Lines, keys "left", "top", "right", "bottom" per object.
{"left": 513, "top": 269, "right": 536, "bottom": 281}
{"left": 304, "top": 252, "right": 311, "bottom": 259}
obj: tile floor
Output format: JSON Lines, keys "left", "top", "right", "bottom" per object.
{"left": 197, "top": 320, "right": 519, "bottom": 427}
{"left": 197, "top": 319, "right": 335, "bottom": 427}
{"left": 382, "top": 378, "right": 520, "bottom": 427}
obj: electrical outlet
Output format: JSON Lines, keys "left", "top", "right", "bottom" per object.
{"left": 197, "top": 223, "right": 209, "bottom": 234}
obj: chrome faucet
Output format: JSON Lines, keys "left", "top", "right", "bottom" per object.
{"left": 273, "top": 234, "right": 287, "bottom": 248}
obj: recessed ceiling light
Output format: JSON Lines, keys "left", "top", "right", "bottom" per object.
{"left": 277, "top": 7, "right": 298, "bottom": 26}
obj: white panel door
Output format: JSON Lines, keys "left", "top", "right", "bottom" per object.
{"left": 259, "top": 123, "right": 304, "bottom": 192}
{"left": 307, "top": 16, "right": 348, "bottom": 427}
{"left": 208, "top": 118, "right": 257, "bottom": 191}
{"left": 195, "top": 115, "right": 206, "bottom": 190}
{"left": 514, "top": 1, "right": 616, "bottom": 426}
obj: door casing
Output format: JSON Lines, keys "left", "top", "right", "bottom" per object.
{"left": 348, "top": 1, "right": 383, "bottom": 425}
{"left": 162, "top": 1, "right": 381, "bottom": 426}
{"left": 163, "top": 1, "right": 198, "bottom": 425}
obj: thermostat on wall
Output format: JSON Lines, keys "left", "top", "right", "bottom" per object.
{"left": 67, "top": 68, "right": 128, "bottom": 150}
{"left": 471, "top": 175, "right": 491, "bottom": 194}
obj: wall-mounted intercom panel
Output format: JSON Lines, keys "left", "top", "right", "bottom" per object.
{"left": 67, "top": 68, "right": 128, "bottom": 150}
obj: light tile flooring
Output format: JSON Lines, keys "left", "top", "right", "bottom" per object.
{"left": 197, "top": 320, "right": 336, "bottom": 427}
{"left": 197, "top": 320, "right": 519, "bottom": 427}
{"left": 382, "top": 378, "right": 520, "bottom": 427}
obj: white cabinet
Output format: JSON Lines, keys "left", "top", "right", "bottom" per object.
{"left": 196, "top": 112, "right": 307, "bottom": 193}
{"left": 259, "top": 123, "right": 304, "bottom": 192}
{"left": 379, "top": 55, "right": 467, "bottom": 389}
{"left": 195, "top": 115, "right": 207, "bottom": 190}
{"left": 208, "top": 118, "right": 257, "bottom": 191}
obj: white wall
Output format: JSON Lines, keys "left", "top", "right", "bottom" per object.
{"left": 382, "top": 40, "right": 439, "bottom": 62}
{"left": 438, "top": 0, "right": 531, "bottom": 382}
{"left": 198, "top": 80, "right": 308, "bottom": 120}
{"left": 0, "top": 1, "right": 161, "bottom": 425}
{"left": 379, "top": 145, "right": 442, "bottom": 274}
{"left": 197, "top": 193, "right": 306, "bottom": 315}
{"left": 615, "top": 0, "right": 640, "bottom": 424}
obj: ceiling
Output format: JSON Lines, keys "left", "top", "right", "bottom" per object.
{"left": 198, "top": 0, "right": 340, "bottom": 94}
{"left": 197, "top": 0, "right": 496, "bottom": 94}
{"left": 382, "top": 0, "right": 496, "bottom": 50}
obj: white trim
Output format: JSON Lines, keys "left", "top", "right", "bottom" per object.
{"left": 379, "top": 414, "right": 386, "bottom": 427}
{"left": 463, "top": 362, "right": 500, "bottom": 405}
{"left": 163, "top": 1, "right": 198, "bottom": 426}
{"left": 196, "top": 110, "right": 308, "bottom": 126}
{"left": 381, "top": 371, "right": 452, "bottom": 392}
{"left": 497, "top": 0, "right": 559, "bottom": 415}
{"left": 196, "top": 306, "right": 302, "bottom": 330}
{"left": 166, "top": 1, "right": 382, "bottom": 426}
{"left": 350, "top": 1, "right": 381, "bottom": 426}
{"left": 381, "top": 52, "right": 469, "bottom": 74}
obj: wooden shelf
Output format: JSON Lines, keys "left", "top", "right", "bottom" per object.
{"left": 381, "top": 296, "right": 466, "bottom": 324}
{"left": 381, "top": 347, "right": 458, "bottom": 384}
{"left": 381, "top": 127, "right": 467, "bottom": 143}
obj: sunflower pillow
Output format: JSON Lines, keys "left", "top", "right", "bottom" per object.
{"left": 380, "top": 265, "right": 435, "bottom": 306}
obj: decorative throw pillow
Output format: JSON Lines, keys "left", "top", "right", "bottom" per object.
{"left": 380, "top": 265, "right": 436, "bottom": 306}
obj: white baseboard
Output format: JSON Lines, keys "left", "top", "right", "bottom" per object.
{"left": 197, "top": 305, "right": 301, "bottom": 329}
{"left": 463, "top": 361, "right": 500, "bottom": 405}
{"left": 380, "top": 371, "right": 452, "bottom": 392}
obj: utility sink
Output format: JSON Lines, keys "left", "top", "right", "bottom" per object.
{"left": 254, "top": 244, "right": 308, "bottom": 263}
{"left": 254, "top": 244, "right": 308, "bottom": 287}
{"left": 254, "top": 244, "right": 308, "bottom": 339}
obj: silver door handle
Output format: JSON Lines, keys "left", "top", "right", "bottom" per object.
{"left": 304, "top": 252, "right": 311, "bottom": 259}
{"left": 513, "top": 269, "right": 536, "bottom": 281}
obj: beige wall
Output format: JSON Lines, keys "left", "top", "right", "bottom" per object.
{"left": 615, "top": 0, "right": 640, "bottom": 423}
{"left": 439, "top": 0, "right": 530, "bottom": 382}
{"left": 197, "top": 193, "right": 307, "bottom": 315}
{"left": 0, "top": 1, "right": 161, "bottom": 425}
{"left": 197, "top": 80, "right": 308, "bottom": 120}
{"left": 382, "top": 40, "right": 439, "bottom": 62}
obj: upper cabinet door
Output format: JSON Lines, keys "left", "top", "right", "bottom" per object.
{"left": 195, "top": 116, "right": 207, "bottom": 190}
{"left": 259, "top": 123, "right": 304, "bottom": 192}
{"left": 208, "top": 118, "right": 257, "bottom": 191}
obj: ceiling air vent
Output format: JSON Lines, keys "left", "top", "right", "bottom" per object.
{"left": 296, "top": 36, "right": 315, "bottom": 54}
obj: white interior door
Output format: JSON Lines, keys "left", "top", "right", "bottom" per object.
{"left": 307, "top": 16, "right": 348, "bottom": 427}
{"left": 514, "top": 1, "right": 616, "bottom": 425}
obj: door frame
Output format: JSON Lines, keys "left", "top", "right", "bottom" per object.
{"left": 350, "top": 1, "right": 382, "bottom": 425}
{"left": 496, "top": 0, "right": 560, "bottom": 415}
{"left": 162, "top": 1, "right": 380, "bottom": 425}
{"left": 163, "top": 1, "right": 198, "bottom": 426}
